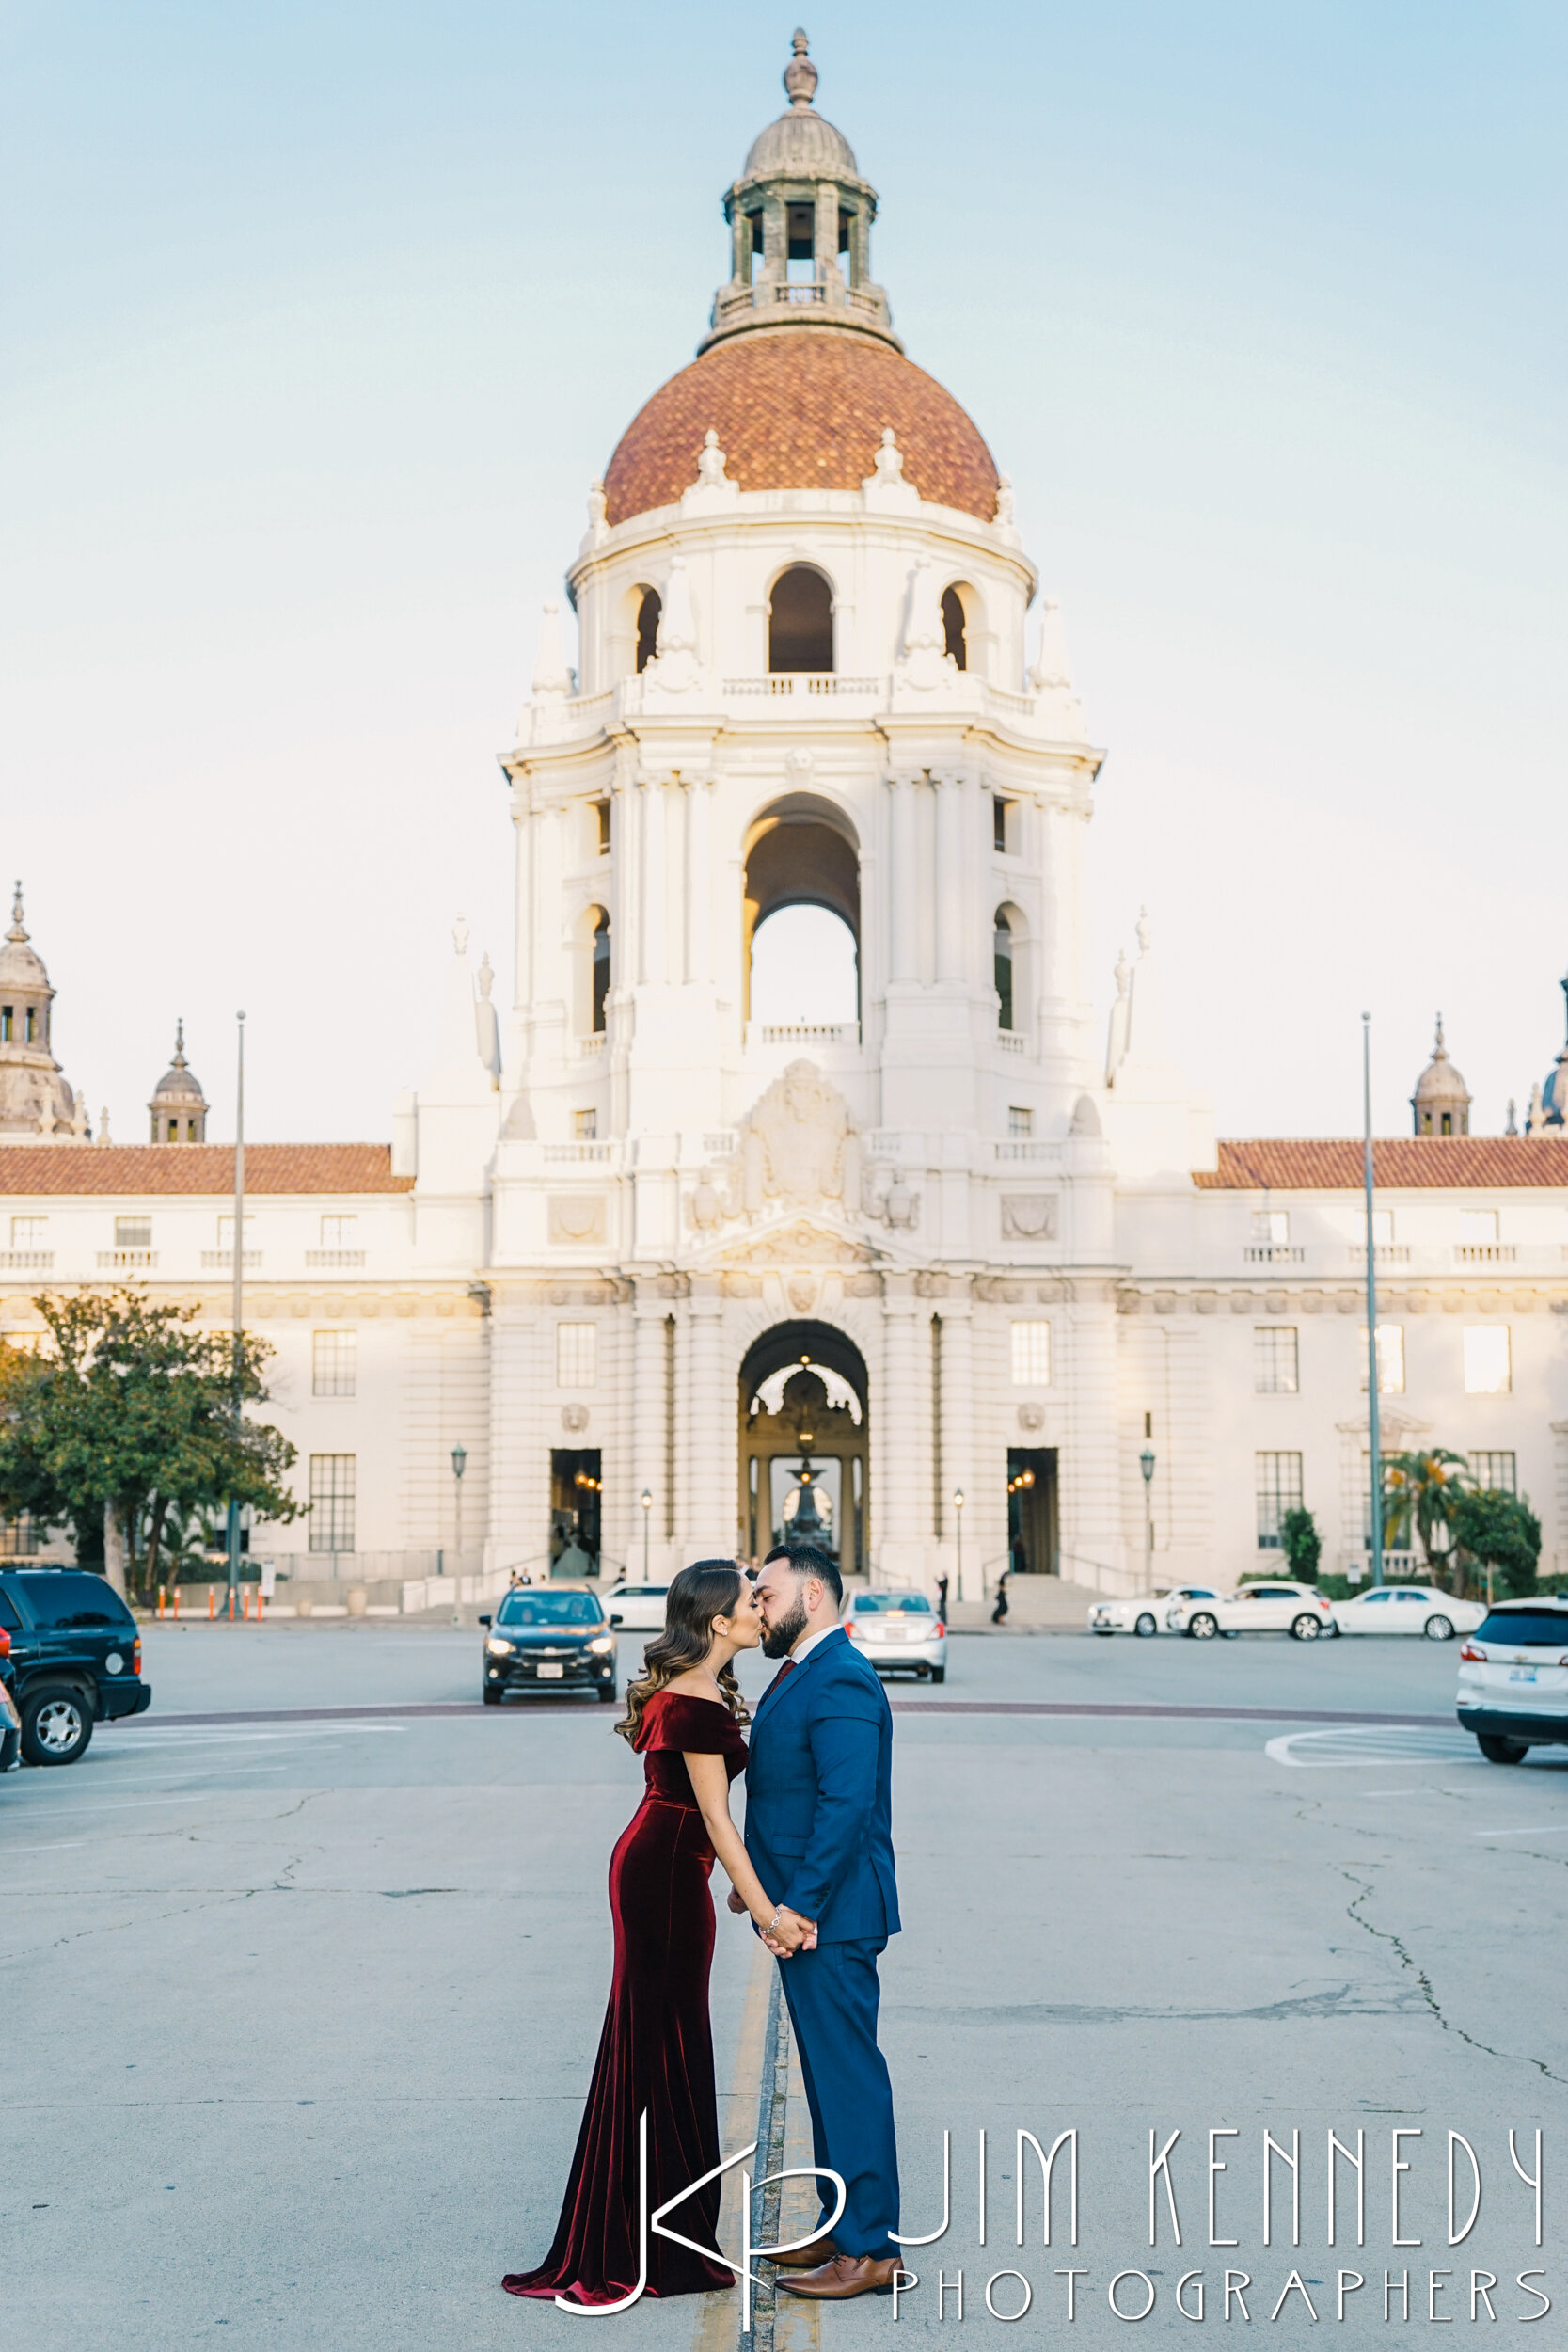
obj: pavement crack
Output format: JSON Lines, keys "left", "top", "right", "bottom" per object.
{"left": 1340, "top": 1868, "right": 1566, "bottom": 2084}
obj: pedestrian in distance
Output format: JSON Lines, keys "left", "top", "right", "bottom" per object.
{"left": 990, "top": 1570, "right": 1010, "bottom": 1627}
{"left": 935, "top": 1572, "right": 949, "bottom": 1624}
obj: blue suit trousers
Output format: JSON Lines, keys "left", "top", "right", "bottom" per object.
{"left": 778, "top": 1936, "right": 899, "bottom": 2260}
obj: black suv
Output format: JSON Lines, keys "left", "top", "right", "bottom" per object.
{"left": 479, "top": 1587, "right": 618, "bottom": 1703}
{"left": 0, "top": 1568, "right": 152, "bottom": 1766}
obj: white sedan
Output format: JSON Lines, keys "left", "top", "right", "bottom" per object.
{"left": 1332, "top": 1584, "right": 1483, "bottom": 1643}
{"left": 1166, "top": 1581, "right": 1337, "bottom": 1640}
{"left": 1088, "top": 1587, "right": 1221, "bottom": 1638}
{"left": 843, "top": 1592, "right": 946, "bottom": 1681}
{"left": 604, "top": 1581, "right": 671, "bottom": 1633}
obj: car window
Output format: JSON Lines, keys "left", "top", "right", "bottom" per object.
{"left": 1475, "top": 1611, "right": 1568, "bottom": 1648}
{"left": 1183, "top": 1588, "right": 1217, "bottom": 1600}
{"left": 1393, "top": 1590, "right": 1425, "bottom": 1602}
{"left": 496, "top": 1592, "right": 604, "bottom": 1628}
{"left": 853, "top": 1595, "right": 932, "bottom": 1613}
{"left": 1362, "top": 1591, "right": 1390, "bottom": 1605}
{"left": 0, "top": 1589, "right": 21, "bottom": 1632}
{"left": 1251, "top": 1587, "right": 1295, "bottom": 1599}
{"left": 14, "top": 1572, "right": 134, "bottom": 1630}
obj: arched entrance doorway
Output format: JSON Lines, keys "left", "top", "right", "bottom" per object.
{"left": 738, "top": 1321, "right": 868, "bottom": 1576}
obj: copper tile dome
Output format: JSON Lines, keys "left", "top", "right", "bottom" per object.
{"left": 602, "top": 328, "right": 1001, "bottom": 528}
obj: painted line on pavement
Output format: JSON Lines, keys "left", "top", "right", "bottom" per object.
{"left": 100, "top": 1698, "right": 1455, "bottom": 1730}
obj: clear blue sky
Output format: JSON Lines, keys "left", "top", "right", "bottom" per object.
{"left": 5, "top": 2, "right": 1564, "bottom": 1142}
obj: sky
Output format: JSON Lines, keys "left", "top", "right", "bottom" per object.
{"left": 5, "top": 2, "right": 1565, "bottom": 1145}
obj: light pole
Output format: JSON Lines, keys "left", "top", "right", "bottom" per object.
{"left": 225, "top": 1011, "right": 245, "bottom": 1625}
{"left": 451, "top": 1443, "right": 467, "bottom": 1564}
{"left": 953, "top": 1488, "right": 964, "bottom": 1603}
{"left": 641, "top": 1487, "right": 652, "bottom": 1580}
{"left": 1139, "top": 1446, "right": 1156, "bottom": 1591}
{"left": 1362, "top": 1012, "right": 1385, "bottom": 1590}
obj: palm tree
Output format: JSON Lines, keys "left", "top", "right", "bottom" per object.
{"left": 1379, "top": 1450, "right": 1469, "bottom": 1574}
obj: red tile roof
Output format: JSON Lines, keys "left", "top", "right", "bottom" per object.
{"left": 0, "top": 1145, "right": 413, "bottom": 1198}
{"left": 1196, "top": 1138, "right": 1568, "bottom": 1191}
{"left": 604, "top": 327, "right": 1001, "bottom": 526}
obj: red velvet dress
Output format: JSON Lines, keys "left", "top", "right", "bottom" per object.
{"left": 504, "top": 1691, "right": 749, "bottom": 2305}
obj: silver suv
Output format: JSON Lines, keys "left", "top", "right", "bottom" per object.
{"left": 1456, "top": 1597, "right": 1568, "bottom": 1763}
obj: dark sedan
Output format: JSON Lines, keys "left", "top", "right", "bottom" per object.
{"left": 479, "top": 1588, "right": 617, "bottom": 1704}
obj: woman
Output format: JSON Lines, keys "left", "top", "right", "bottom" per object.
{"left": 504, "top": 1560, "right": 785, "bottom": 2307}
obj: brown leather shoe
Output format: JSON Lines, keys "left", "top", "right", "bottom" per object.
{"left": 778, "top": 2255, "right": 901, "bottom": 2300}
{"left": 769, "top": 2233, "right": 841, "bottom": 2270}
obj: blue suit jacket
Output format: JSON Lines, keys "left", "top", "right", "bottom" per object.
{"left": 743, "top": 1626, "right": 900, "bottom": 1944}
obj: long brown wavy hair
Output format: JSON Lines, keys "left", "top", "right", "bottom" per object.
{"left": 615, "top": 1560, "right": 752, "bottom": 1747}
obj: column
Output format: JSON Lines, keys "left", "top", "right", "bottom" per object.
{"left": 888, "top": 775, "right": 917, "bottom": 982}
{"left": 632, "top": 1284, "right": 666, "bottom": 1575}
{"left": 939, "top": 1289, "right": 975, "bottom": 1599}
{"left": 512, "top": 793, "right": 532, "bottom": 1013}
{"left": 876, "top": 1274, "right": 923, "bottom": 1580}
{"left": 638, "top": 780, "right": 666, "bottom": 986}
{"left": 684, "top": 1275, "right": 730, "bottom": 1554}
{"left": 684, "top": 780, "right": 711, "bottom": 985}
{"left": 934, "top": 772, "right": 968, "bottom": 983}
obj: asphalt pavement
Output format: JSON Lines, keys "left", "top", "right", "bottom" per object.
{"left": 5, "top": 1623, "right": 1565, "bottom": 2348}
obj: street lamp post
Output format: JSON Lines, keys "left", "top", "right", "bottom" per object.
{"left": 225, "top": 1011, "right": 246, "bottom": 1625}
{"left": 953, "top": 1489, "right": 964, "bottom": 1603}
{"left": 641, "top": 1487, "right": 652, "bottom": 1580}
{"left": 1362, "top": 1013, "right": 1385, "bottom": 1591}
{"left": 1139, "top": 1446, "right": 1156, "bottom": 1591}
{"left": 451, "top": 1443, "right": 467, "bottom": 1565}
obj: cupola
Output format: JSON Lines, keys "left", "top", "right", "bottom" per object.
{"left": 149, "top": 1020, "right": 209, "bottom": 1144}
{"left": 1410, "top": 1014, "right": 1471, "bottom": 1136}
{"left": 703, "top": 29, "right": 897, "bottom": 355}
{"left": 0, "top": 882, "right": 82, "bottom": 1141}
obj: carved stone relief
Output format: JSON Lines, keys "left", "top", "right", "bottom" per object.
{"left": 1000, "top": 1193, "right": 1058, "bottom": 1241}
{"left": 547, "top": 1194, "right": 607, "bottom": 1247}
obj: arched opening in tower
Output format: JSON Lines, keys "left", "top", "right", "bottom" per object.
{"left": 743, "top": 794, "right": 860, "bottom": 1027}
{"left": 634, "top": 587, "right": 661, "bottom": 674}
{"left": 768, "top": 566, "right": 834, "bottom": 673}
{"left": 942, "top": 586, "right": 967, "bottom": 669}
{"left": 993, "top": 906, "right": 1016, "bottom": 1031}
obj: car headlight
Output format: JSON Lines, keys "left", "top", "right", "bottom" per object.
{"left": 586, "top": 1635, "right": 615, "bottom": 1655}
{"left": 485, "top": 1637, "right": 514, "bottom": 1657}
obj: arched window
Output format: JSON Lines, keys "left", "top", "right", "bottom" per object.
{"left": 994, "top": 908, "right": 1015, "bottom": 1031}
{"left": 942, "top": 586, "right": 967, "bottom": 669}
{"left": 591, "top": 908, "right": 610, "bottom": 1032}
{"left": 635, "top": 588, "right": 661, "bottom": 674}
{"left": 743, "top": 794, "right": 860, "bottom": 1025}
{"left": 768, "top": 566, "right": 833, "bottom": 673}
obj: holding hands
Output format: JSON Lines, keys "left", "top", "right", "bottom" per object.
{"left": 727, "top": 1886, "right": 817, "bottom": 1955}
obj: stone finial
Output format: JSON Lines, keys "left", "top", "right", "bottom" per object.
{"left": 477, "top": 951, "right": 495, "bottom": 1001}
{"left": 71, "top": 1089, "right": 90, "bottom": 1141}
{"left": 874, "top": 426, "right": 904, "bottom": 483}
{"left": 1526, "top": 1079, "right": 1544, "bottom": 1133}
{"left": 586, "top": 479, "right": 607, "bottom": 530}
{"left": 1505, "top": 1097, "right": 1518, "bottom": 1136}
{"left": 1135, "top": 906, "right": 1152, "bottom": 955}
{"left": 452, "top": 914, "right": 469, "bottom": 958}
{"left": 1029, "top": 596, "right": 1073, "bottom": 691}
{"left": 99, "top": 1105, "right": 112, "bottom": 1144}
{"left": 784, "top": 27, "right": 817, "bottom": 109}
{"left": 171, "top": 1018, "right": 188, "bottom": 1069}
{"left": 696, "top": 428, "right": 730, "bottom": 485}
{"left": 8, "top": 881, "right": 25, "bottom": 943}
{"left": 655, "top": 558, "right": 698, "bottom": 657}
{"left": 994, "top": 474, "right": 1016, "bottom": 526}
{"left": 1114, "top": 946, "right": 1131, "bottom": 998}
{"left": 531, "top": 600, "right": 572, "bottom": 699}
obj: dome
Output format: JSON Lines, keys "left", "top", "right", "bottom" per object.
{"left": 148, "top": 1020, "right": 209, "bottom": 1142}
{"left": 603, "top": 328, "right": 1001, "bottom": 527}
{"left": 0, "top": 882, "right": 49, "bottom": 993}
{"left": 151, "top": 1023, "right": 204, "bottom": 1103}
{"left": 1411, "top": 1015, "right": 1471, "bottom": 1136}
{"left": 742, "top": 106, "right": 858, "bottom": 183}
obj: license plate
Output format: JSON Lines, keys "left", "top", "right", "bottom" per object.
{"left": 1508, "top": 1667, "right": 1538, "bottom": 1684}
{"left": 537, "top": 1662, "right": 564, "bottom": 1679}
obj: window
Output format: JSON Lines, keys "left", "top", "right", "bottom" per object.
{"left": 592, "top": 910, "right": 610, "bottom": 1033}
{"left": 1464, "top": 1326, "right": 1511, "bottom": 1395}
{"left": 0, "top": 1007, "right": 10, "bottom": 1041}
{"left": 993, "top": 909, "right": 1014, "bottom": 1029}
{"left": 1469, "top": 1451, "right": 1516, "bottom": 1494}
{"left": 115, "top": 1217, "right": 151, "bottom": 1248}
{"left": 1459, "top": 1209, "right": 1497, "bottom": 1244}
{"left": 573, "top": 1108, "right": 598, "bottom": 1141}
{"left": 1256, "top": 1452, "right": 1304, "bottom": 1549}
{"left": 312, "top": 1330, "right": 357, "bottom": 1398}
{"left": 1358, "top": 1324, "right": 1405, "bottom": 1393}
{"left": 1254, "top": 1327, "right": 1299, "bottom": 1394}
{"left": 24, "top": 1007, "right": 37, "bottom": 1043}
{"left": 1008, "top": 1105, "right": 1034, "bottom": 1138}
{"left": 635, "top": 588, "right": 661, "bottom": 673}
{"left": 594, "top": 800, "right": 611, "bottom": 855}
{"left": 768, "top": 566, "right": 833, "bottom": 672}
{"left": 1010, "top": 1321, "right": 1051, "bottom": 1385}
{"left": 942, "top": 585, "right": 967, "bottom": 669}
{"left": 557, "top": 1322, "right": 597, "bottom": 1388}
{"left": 0, "top": 1515, "right": 38, "bottom": 1559}
{"left": 1251, "top": 1210, "right": 1289, "bottom": 1248}
{"left": 321, "top": 1215, "right": 357, "bottom": 1248}
{"left": 10, "top": 1217, "right": 46, "bottom": 1248}
{"left": 309, "top": 1455, "right": 356, "bottom": 1552}
{"left": 992, "top": 795, "right": 1013, "bottom": 854}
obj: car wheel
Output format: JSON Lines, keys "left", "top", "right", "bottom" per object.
{"left": 597, "top": 1681, "right": 619, "bottom": 1704}
{"left": 483, "top": 1684, "right": 501, "bottom": 1706}
{"left": 1423, "top": 1614, "right": 1455, "bottom": 1642}
{"left": 1134, "top": 1613, "right": 1158, "bottom": 1639}
{"left": 1291, "top": 1614, "right": 1321, "bottom": 1642}
{"left": 1477, "top": 1734, "right": 1529, "bottom": 1764}
{"left": 21, "top": 1686, "right": 93, "bottom": 1767}
{"left": 930, "top": 1666, "right": 946, "bottom": 1684}
{"left": 1188, "top": 1613, "right": 1218, "bottom": 1640}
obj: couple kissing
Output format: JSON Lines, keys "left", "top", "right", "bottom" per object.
{"left": 505, "top": 1545, "right": 901, "bottom": 2308}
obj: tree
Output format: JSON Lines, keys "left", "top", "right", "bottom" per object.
{"left": 1279, "top": 1506, "right": 1322, "bottom": 1583}
{"left": 1379, "top": 1449, "right": 1468, "bottom": 1568}
{"left": 0, "top": 1291, "right": 300, "bottom": 1599}
{"left": 1449, "top": 1486, "right": 1542, "bottom": 1599}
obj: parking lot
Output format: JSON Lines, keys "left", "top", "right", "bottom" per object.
{"left": 5, "top": 1620, "right": 1565, "bottom": 2347}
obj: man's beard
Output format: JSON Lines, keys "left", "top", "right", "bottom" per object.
{"left": 761, "top": 1597, "right": 809, "bottom": 1659}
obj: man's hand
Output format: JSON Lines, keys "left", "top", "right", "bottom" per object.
{"left": 763, "top": 1905, "right": 816, "bottom": 1956}
{"left": 727, "top": 1887, "right": 748, "bottom": 1915}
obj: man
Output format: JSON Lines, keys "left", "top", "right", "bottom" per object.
{"left": 736, "top": 1543, "right": 901, "bottom": 2300}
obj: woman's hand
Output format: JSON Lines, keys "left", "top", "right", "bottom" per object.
{"left": 727, "top": 1887, "right": 748, "bottom": 1914}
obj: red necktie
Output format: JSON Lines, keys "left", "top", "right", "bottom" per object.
{"left": 769, "top": 1659, "right": 796, "bottom": 1696}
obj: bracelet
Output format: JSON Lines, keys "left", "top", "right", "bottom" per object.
{"left": 766, "top": 1905, "right": 784, "bottom": 1935}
